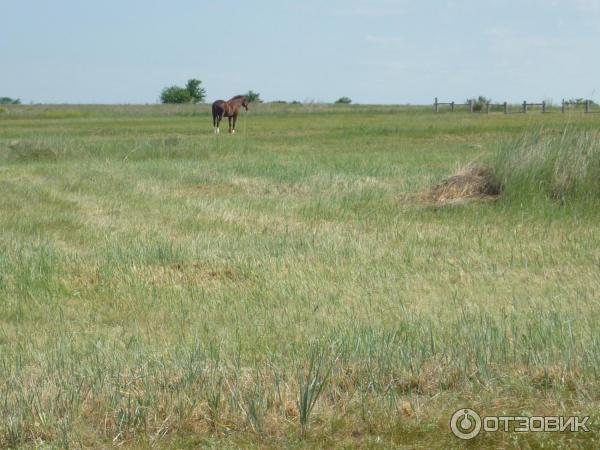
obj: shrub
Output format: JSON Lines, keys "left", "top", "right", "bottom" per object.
{"left": 160, "top": 79, "right": 206, "bottom": 104}
{"left": 465, "top": 96, "right": 491, "bottom": 111}
{"left": 160, "top": 86, "right": 192, "bottom": 104}
{"left": 335, "top": 97, "right": 352, "bottom": 104}
{"left": 565, "top": 98, "right": 596, "bottom": 108}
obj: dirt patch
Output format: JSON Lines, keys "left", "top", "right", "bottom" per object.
{"left": 187, "top": 183, "right": 243, "bottom": 195}
{"left": 172, "top": 262, "right": 238, "bottom": 281}
{"left": 185, "top": 179, "right": 307, "bottom": 196}
{"left": 137, "top": 262, "right": 243, "bottom": 287}
{"left": 420, "top": 165, "right": 501, "bottom": 205}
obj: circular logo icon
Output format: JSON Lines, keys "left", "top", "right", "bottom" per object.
{"left": 450, "top": 408, "right": 482, "bottom": 440}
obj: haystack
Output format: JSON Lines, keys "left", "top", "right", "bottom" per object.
{"left": 421, "top": 166, "right": 501, "bottom": 205}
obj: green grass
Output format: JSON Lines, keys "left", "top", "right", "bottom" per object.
{"left": 493, "top": 126, "right": 600, "bottom": 203}
{"left": 1, "top": 104, "right": 599, "bottom": 448}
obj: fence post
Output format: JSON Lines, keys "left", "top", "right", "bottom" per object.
{"left": 434, "top": 97, "right": 438, "bottom": 113}
{"left": 585, "top": 100, "right": 590, "bottom": 113}
{"left": 561, "top": 99, "right": 565, "bottom": 113}
{"left": 503, "top": 102, "right": 508, "bottom": 114}
{"left": 542, "top": 101, "right": 546, "bottom": 114}
{"left": 523, "top": 101, "right": 527, "bottom": 113}
{"left": 486, "top": 102, "right": 490, "bottom": 114}
{"left": 451, "top": 101, "right": 455, "bottom": 112}
{"left": 469, "top": 100, "right": 474, "bottom": 113}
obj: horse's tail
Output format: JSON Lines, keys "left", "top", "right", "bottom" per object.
{"left": 212, "top": 102, "right": 218, "bottom": 127}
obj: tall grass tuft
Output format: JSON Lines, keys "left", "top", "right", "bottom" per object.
{"left": 297, "top": 347, "right": 331, "bottom": 436}
{"left": 493, "top": 127, "right": 600, "bottom": 202}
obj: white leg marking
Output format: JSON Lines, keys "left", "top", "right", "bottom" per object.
{"left": 232, "top": 129, "right": 235, "bottom": 134}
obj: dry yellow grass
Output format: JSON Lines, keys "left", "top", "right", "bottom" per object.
{"left": 421, "top": 165, "right": 501, "bottom": 205}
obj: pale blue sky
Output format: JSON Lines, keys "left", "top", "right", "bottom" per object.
{"left": 2, "top": 0, "right": 600, "bottom": 104}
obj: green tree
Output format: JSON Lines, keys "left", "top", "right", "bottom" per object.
{"left": 335, "top": 96, "right": 352, "bottom": 104}
{"left": 160, "top": 86, "right": 192, "bottom": 104}
{"left": 246, "top": 90, "right": 262, "bottom": 103}
{"left": 0, "top": 97, "right": 21, "bottom": 104}
{"left": 185, "top": 79, "right": 206, "bottom": 103}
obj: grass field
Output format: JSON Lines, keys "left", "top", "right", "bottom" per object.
{"left": 1, "top": 103, "right": 599, "bottom": 448}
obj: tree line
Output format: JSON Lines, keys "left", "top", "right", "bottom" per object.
{"left": 159, "top": 79, "right": 354, "bottom": 105}
{"left": 0, "top": 97, "right": 20, "bottom": 104}
{"left": 160, "top": 79, "right": 262, "bottom": 105}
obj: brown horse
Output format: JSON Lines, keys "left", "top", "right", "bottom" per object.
{"left": 211, "top": 95, "right": 249, "bottom": 134}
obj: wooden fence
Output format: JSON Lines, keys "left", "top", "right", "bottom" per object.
{"left": 434, "top": 98, "right": 599, "bottom": 114}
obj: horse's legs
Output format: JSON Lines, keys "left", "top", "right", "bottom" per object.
{"left": 216, "top": 113, "right": 224, "bottom": 134}
{"left": 228, "top": 116, "right": 233, "bottom": 133}
{"left": 232, "top": 114, "right": 237, "bottom": 134}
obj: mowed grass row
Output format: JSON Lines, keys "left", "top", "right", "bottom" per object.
{"left": 1, "top": 105, "right": 599, "bottom": 448}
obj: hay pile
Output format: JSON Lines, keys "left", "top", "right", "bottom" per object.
{"left": 421, "top": 166, "right": 501, "bottom": 205}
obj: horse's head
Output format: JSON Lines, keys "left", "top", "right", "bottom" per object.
{"left": 227, "top": 95, "right": 249, "bottom": 112}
